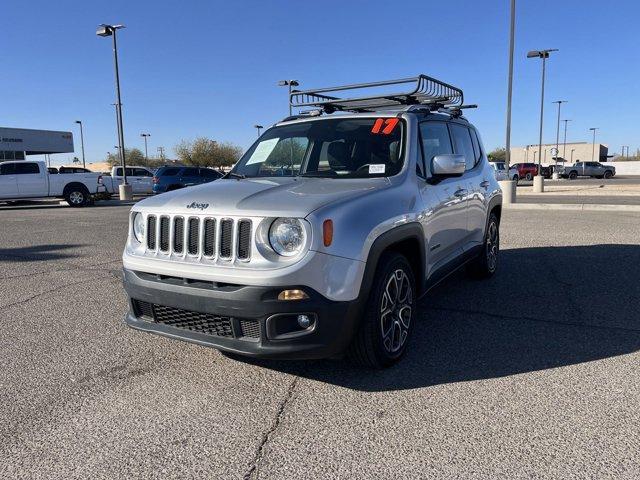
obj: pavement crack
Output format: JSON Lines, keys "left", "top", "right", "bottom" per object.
{"left": 243, "top": 376, "right": 298, "bottom": 480}
{"left": 430, "top": 305, "right": 640, "bottom": 334}
{"left": 0, "top": 276, "right": 107, "bottom": 312}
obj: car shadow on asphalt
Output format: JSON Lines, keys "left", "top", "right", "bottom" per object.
{"left": 229, "top": 244, "right": 640, "bottom": 391}
{"left": 0, "top": 244, "right": 85, "bottom": 262}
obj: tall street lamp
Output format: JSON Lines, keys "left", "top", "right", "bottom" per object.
{"left": 278, "top": 80, "right": 299, "bottom": 116}
{"left": 527, "top": 48, "right": 558, "bottom": 193}
{"left": 552, "top": 100, "right": 566, "bottom": 172}
{"left": 97, "top": 23, "right": 131, "bottom": 200}
{"left": 589, "top": 127, "right": 599, "bottom": 162}
{"left": 500, "top": 0, "right": 517, "bottom": 205}
{"left": 254, "top": 124, "right": 263, "bottom": 137}
{"left": 140, "top": 133, "right": 151, "bottom": 161}
{"left": 562, "top": 119, "right": 571, "bottom": 160}
{"left": 74, "top": 120, "right": 86, "bottom": 169}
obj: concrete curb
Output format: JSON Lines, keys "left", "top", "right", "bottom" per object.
{"left": 504, "top": 203, "right": 640, "bottom": 212}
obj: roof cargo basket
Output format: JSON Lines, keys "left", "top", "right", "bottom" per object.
{"left": 290, "top": 75, "right": 464, "bottom": 113}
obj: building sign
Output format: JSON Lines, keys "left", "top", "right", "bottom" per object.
{"left": 0, "top": 127, "right": 74, "bottom": 154}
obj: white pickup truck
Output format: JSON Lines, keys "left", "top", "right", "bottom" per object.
{"left": 0, "top": 160, "right": 105, "bottom": 207}
{"left": 100, "top": 166, "right": 155, "bottom": 195}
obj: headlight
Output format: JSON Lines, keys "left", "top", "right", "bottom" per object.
{"left": 269, "top": 218, "right": 305, "bottom": 256}
{"left": 132, "top": 212, "right": 146, "bottom": 243}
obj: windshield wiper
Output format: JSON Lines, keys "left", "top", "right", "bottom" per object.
{"left": 299, "top": 171, "right": 337, "bottom": 178}
{"left": 224, "top": 171, "right": 246, "bottom": 180}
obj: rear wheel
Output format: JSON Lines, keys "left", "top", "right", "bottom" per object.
{"left": 348, "top": 252, "right": 416, "bottom": 368}
{"left": 64, "top": 185, "right": 90, "bottom": 207}
{"left": 467, "top": 212, "right": 499, "bottom": 279}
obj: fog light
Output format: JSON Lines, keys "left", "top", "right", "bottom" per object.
{"left": 278, "top": 289, "right": 309, "bottom": 301}
{"left": 297, "top": 314, "right": 311, "bottom": 329}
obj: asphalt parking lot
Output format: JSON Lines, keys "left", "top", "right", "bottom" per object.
{"left": 1, "top": 204, "right": 639, "bottom": 479}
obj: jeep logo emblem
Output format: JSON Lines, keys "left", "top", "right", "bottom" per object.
{"left": 186, "top": 202, "right": 209, "bottom": 210}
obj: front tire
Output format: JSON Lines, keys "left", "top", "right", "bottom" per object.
{"left": 467, "top": 212, "right": 500, "bottom": 279}
{"left": 525, "top": 172, "right": 533, "bottom": 181}
{"left": 604, "top": 170, "right": 613, "bottom": 179}
{"left": 348, "top": 253, "right": 416, "bottom": 368}
{"left": 568, "top": 171, "right": 578, "bottom": 180}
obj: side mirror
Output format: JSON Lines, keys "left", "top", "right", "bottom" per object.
{"left": 431, "top": 154, "right": 466, "bottom": 177}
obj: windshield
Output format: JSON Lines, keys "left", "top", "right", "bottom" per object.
{"left": 232, "top": 117, "right": 404, "bottom": 178}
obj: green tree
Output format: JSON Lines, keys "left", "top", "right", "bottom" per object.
{"left": 105, "top": 148, "right": 147, "bottom": 167}
{"left": 174, "top": 137, "right": 243, "bottom": 168}
{"left": 488, "top": 147, "right": 506, "bottom": 162}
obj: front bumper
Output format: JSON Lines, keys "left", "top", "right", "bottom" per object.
{"left": 122, "top": 268, "right": 363, "bottom": 359}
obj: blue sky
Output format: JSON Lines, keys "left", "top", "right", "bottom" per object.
{"left": 3, "top": 0, "right": 639, "bottom": 165}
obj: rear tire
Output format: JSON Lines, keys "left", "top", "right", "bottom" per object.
{"left": 348, "top": 252, "right": 416, "bottom": 369}
{"left": 467, "top": 212, "right": 499, "bottom": 279}
{"left": 64, "top": 185, "right": 90, "bottom": 207}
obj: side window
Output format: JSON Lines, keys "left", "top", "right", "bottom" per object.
{"left": 182, "top": 167, "right": 199, "bottom": 176}
{"left": 15, "top": 162, "right": 41, "bottom": 174}
{"left": 200, "top": 168, "right": 220, "bottom": 178}
{"left": 470, "top": 129, "right": 483, "bottom": 165}
{"left": 114, "top": 167, "right": 123, "bottom": 176}
{"left": 134, "top": 168, "right": 151, "bottom": 176}
{"left": 418, "top": 122, "right": 453, "bottom": 175}
{"left": 449, "top": 124, "right": 476, "bottom": 171}
{"left": 0, "top": 163, "right": 16, "bottom": 175}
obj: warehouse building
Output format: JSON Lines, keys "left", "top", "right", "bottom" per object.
{"left": 510, "top": 142, "right": 608, "bottom": 164}
{"left": 0, "top": 127, "right": 74, "bottom": 161}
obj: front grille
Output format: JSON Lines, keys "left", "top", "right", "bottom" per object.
{"left": 132, "top": 299, "right": 260, "bottom": 339}
{"left": 147, "top": 216, "right": 157, "bottom": 249}
{"left": 159, "top": 217, "right": 170, "bottom": 251}
{"left": 188, "top": 218, "right": 199, "bottom": 255}
{"left": 145, "top": 214, "right": 253, "bottom": 262}
{"left": 173, "top": 217, "right": 184, "bottom": 253}
{"left": 220, "top": 219, "right": 233, "bottom": 258}
{"left": 237, "top": 220, "right": 252, "bottom": 260}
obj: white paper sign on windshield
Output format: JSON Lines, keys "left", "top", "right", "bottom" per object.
{"left": 369, "top": 164, "right": 386, "bottom": 174}
{"left": 246, "top": 138, "right": 279, "bottom": 165}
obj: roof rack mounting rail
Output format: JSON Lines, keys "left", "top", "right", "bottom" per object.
{"left": 290, "top": 75, "right": 464, "bottom": 113}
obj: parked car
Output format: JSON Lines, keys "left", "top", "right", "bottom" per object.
{"left": 0, "top": 160, "right": 105, "bottom": 206}
{"left": 121, "top": 75, "right": 502, "bottom": 368}
{"left": 152, "top": 166, "right": 223, "bottom": 193}
{"left": 100, "top": 166, "right": 155, "bottom": 195}
{"left": 511, "top": 162, "right": 538, "bottom": 181}
{"left": 490, "top": 161, "right": 518, "bottom": 181}
{"left": 559, "top": 161, "right": 616, "bottom": 179}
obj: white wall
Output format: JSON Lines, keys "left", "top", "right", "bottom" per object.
{"left": 602, "top": 161, "right": 640, "bottom": 175}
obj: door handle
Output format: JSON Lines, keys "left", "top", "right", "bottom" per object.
{"left": 480, "top": 180, "right": 490, "bottom": 189}
{"left": 454, "top": 188, "right": 468, "bottom": 198}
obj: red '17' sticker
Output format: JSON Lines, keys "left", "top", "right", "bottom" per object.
{"left": 371, "top": 118, "right": 399, "bottom": 135}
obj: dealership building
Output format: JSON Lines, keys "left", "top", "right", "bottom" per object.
{"left": 510, "top": 142, "right": 609, "bottom": 164}
{"left": 0, "top": 127, "right": 74, "bottom": 162}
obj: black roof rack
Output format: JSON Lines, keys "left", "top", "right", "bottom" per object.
{"left": 290, "top": 75, "right": 464, "bottom": 113}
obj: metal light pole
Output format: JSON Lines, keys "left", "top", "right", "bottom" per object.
{"left": 141, "top": 133, "right": 151, "bottom": 161}
{"left": 562, "top": 119, "right": 571, "bottom": 160}
{"left": 278, "top": 80, "right": 299, "bottom": 116}
{"left": 552, "top": 101, "right": 566, "bottom": 170}
{"left": 157, "top": 146, "right": 165, "bottom": 160}
{"left": 500, "top": 0, "right": 518, "bottom": 204}
{"left": 254, "top": 125, "right": 263, "bottom": 137}
{"left": 589, "top": 128, "right": 599, "bottom": 162}
{"left": 528, "top": 48, "right": 558, "bottom": 192}
{"left": 97, "top": 23, "right": 131, "bottom": 200}
{"left": 74, "top": 120, "right": 86, "bottom": 169}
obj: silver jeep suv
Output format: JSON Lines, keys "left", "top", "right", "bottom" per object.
{"left": 122, "top": 76, "right": 502, "bottom": 368}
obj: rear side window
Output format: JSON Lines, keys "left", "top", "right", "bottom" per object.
{"left": 159, "top": 168, "right": 180, "bottom": 176}
{"left": 133, "top": 168, "right": 151, "bottom": 176}
{"left": 182, "top": 167, "right": 199, "bottom": 176}
{"left": 200, "top": 168, "right": 221, "bottom": 178}
{"left": 15, "top": 163, "right": 40, "bottom": 174}
{"left": 449, "top": 124, "right": 476, "bottom": 171}
{"left": 0, "top": 163, "right": 16, "bottom": 175}
{"left": 470, "top": 129, "right": 483, "bottom": 164}
{"left": 419, "top": 122, "right": 453, "bottom": 169}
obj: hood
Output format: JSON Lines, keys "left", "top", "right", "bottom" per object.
{"left": 134, "top": 177, "right": 390, "bottom": 217}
